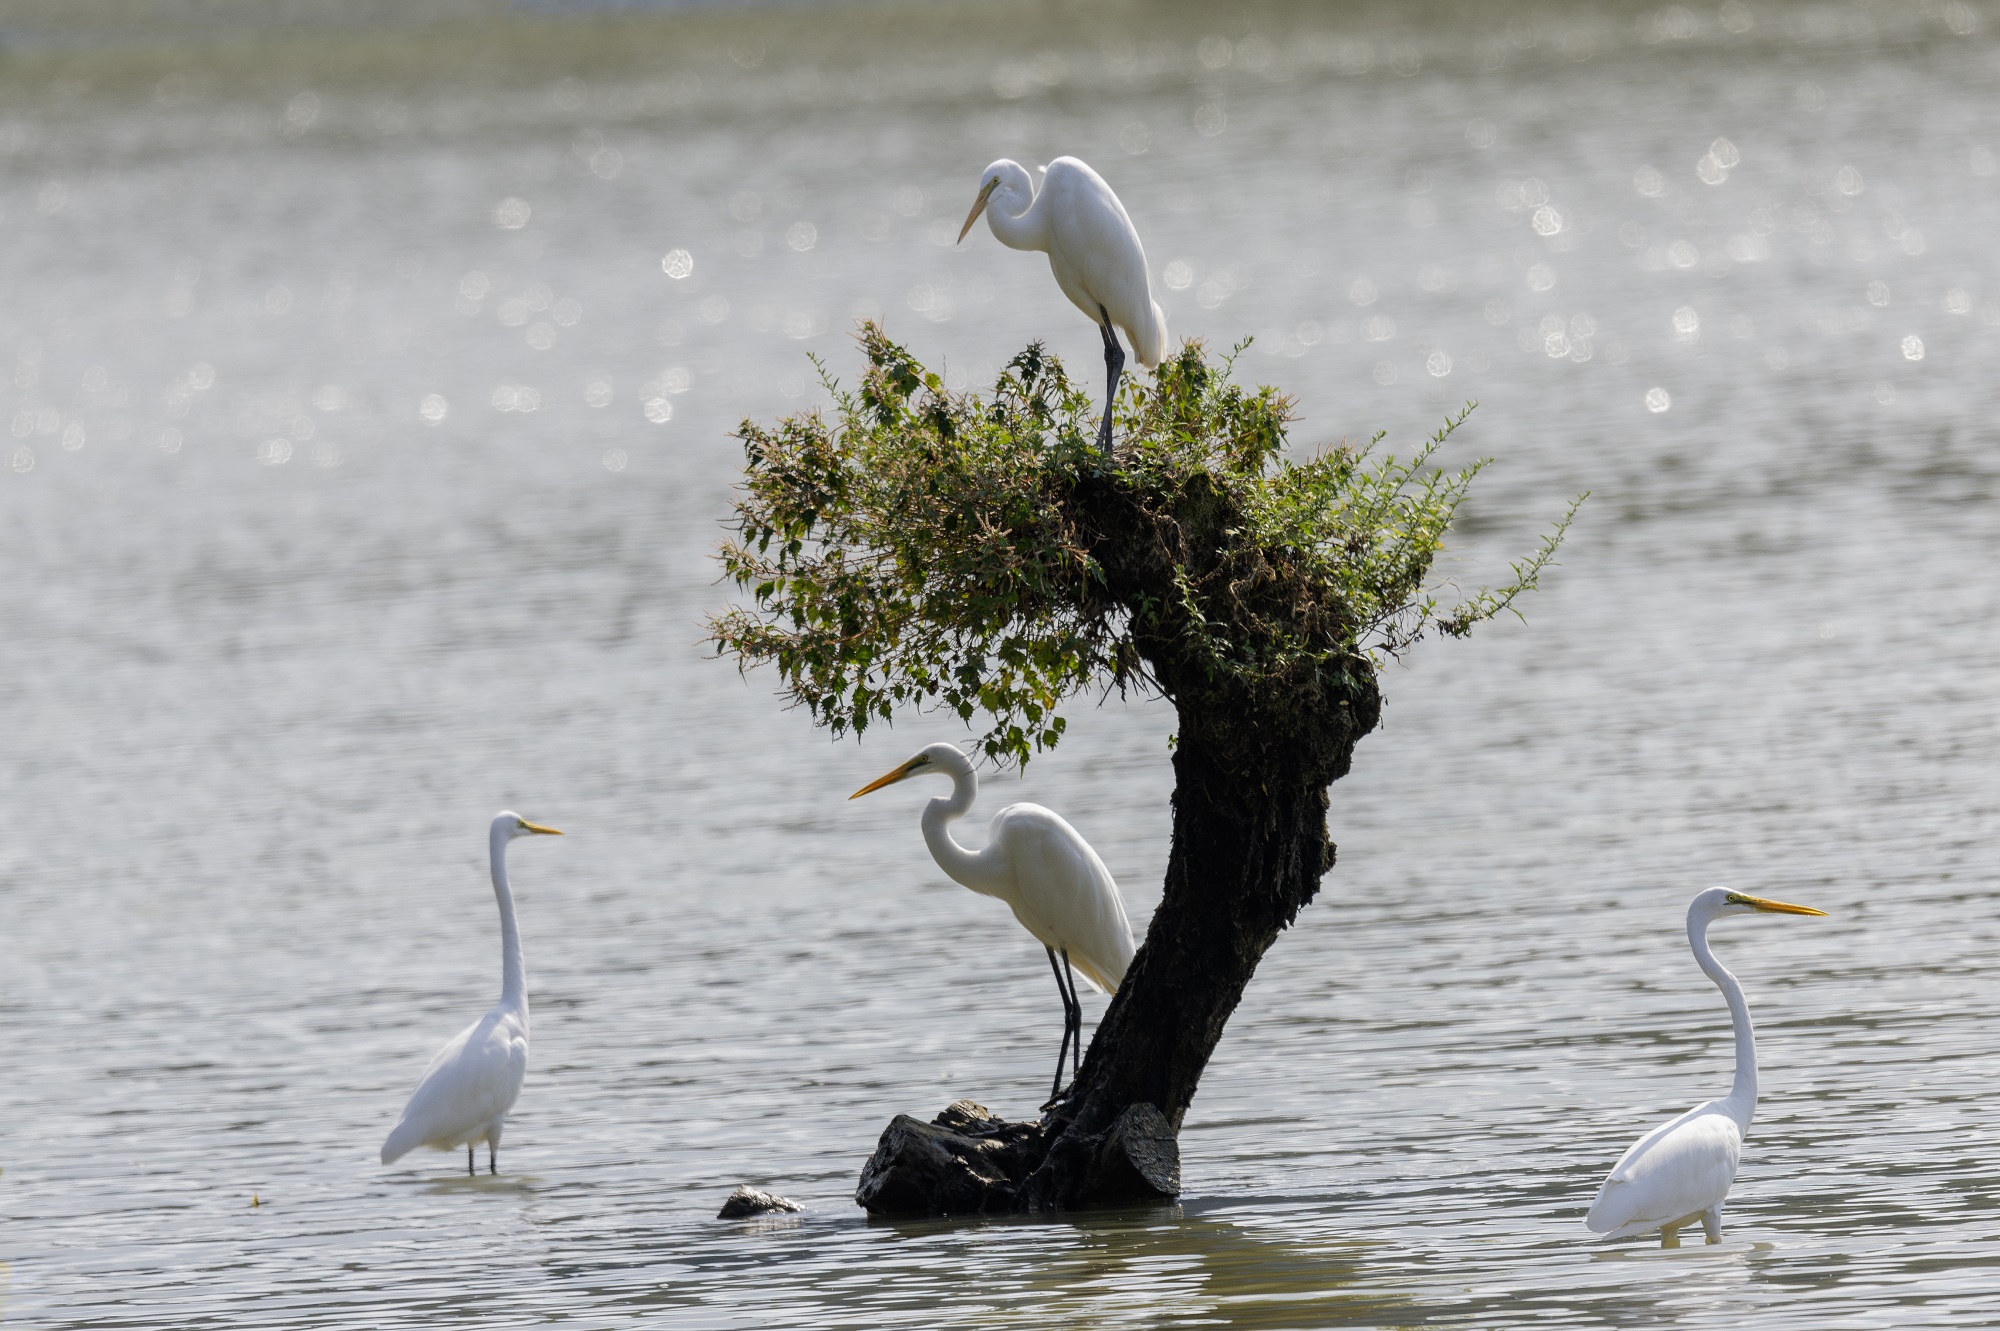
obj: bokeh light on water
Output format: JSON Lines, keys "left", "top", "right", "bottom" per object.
{"left": 2, "top": 1, "right": 2000, "bottom": 1325}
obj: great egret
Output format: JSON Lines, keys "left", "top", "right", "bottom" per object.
{"left": 851, "top": 742, "right": 1136, "bottom": 1104}
{"left": 958, "top": 156, "right": 1170, "bottom": 452}
{"left": 1586, "top": 887, "right": 1826, "bottom": 1247}
{"left": 381, "top": 811, "right": 563, "bottom": 1176}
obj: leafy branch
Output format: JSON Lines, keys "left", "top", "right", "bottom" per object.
{"left": 709, "top": 323, "right": 1581, "bottom": 767}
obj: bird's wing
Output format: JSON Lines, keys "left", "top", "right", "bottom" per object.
{"left": 1040, "top": 159, "right": 1166, "bottom": 365}
{"left": 1586, "top": 1104, "right": 1742, "bottom": 1237}
{"left": 380, "top": 1005, "right": 529, "bottom": 1163}
{"left": 991, "top": 803, "right": 1136, "bottom": 993}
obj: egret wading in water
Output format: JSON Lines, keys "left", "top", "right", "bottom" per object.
{"left": 1587, "top": 887, "right": 1826, "bottom": 1247}
{"left": 851, "top": 743, "right": 1136, "bottom": 1105}
{"left": 958, "top": 156, "right": 1170, "bottom": 453}
{"left": 381, "top": 812, "right": 563, "bottom": 1176}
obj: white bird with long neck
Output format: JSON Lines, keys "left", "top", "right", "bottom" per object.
{"left": 1586, "top": 887, "right": 1826, "bottom": 1247}
{"left": 958, "top": 156, "right": 1170, "bottom": 452}
{"left": 851, "top": 742, "right": 1136, "bottom": 1105}
{"left": 381, "top": 811, "right": 562, "bottom": 1176}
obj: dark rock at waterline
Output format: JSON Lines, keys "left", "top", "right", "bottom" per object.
{"left": 717, "top": 1184, "right": 803, "bottom": 1219}
{"left": 853, "top": 1098, "right": 1178, "bottom": 1215}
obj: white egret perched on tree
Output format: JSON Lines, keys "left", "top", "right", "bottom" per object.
{"left": 851, "top": 742, "right": 1136, "bottom": 1104}
{"left": 1587, "top": 887, "right": 1826, "bottom": 1247}
{"left": 957, "top": 156, "right": 1170, "bottom": 452}
{"left": 381, "top": 811, "right": 563, "bottom": 1176}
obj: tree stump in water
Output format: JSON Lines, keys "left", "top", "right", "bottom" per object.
{"left": 855, "top": 1099, "right": 1178, "bottom": 1215}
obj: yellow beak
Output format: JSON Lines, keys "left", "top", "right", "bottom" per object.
{"left": 518, "top": 819, "right": 564, "bottom": 836}
{"left": 850, "top": 758, "right": 921, "bottom": 800}
{"left": 1730, "top": 891, "right": 1825, "bottom": 916}
{"left": 958, "top": 177, "right": 999, "bottom": 244}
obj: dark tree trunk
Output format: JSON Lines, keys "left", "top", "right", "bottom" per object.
{"left": 855, "top": 466, "right": 1383, "bottom": 1215}
{"left": 1019, "top": 720, "right": 1370, "bottom": 1207}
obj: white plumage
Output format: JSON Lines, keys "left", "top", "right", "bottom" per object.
{"left": 381, "top": 811, "right": 562, "bottom": 1175}
{"left": 380, "top": 1005, "right": 529, "bottom": 1168}
{"left": 975, "top": 802, "right": 1132, "bottom": 994}
{"left": 1591, "top": 1106, "right": 1742, "bottom": 1242}
{"left": 1586, "top": 886, "right": 1825, "bottom": 1246}
{"left": 851, "top": 742, "right": 1136, "bottom": 1103}
{"left": 958, "top": 156, "right": 1169, "bottom": 450}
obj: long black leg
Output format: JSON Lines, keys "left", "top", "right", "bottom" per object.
{"left": 1046, "top": 947, "right": 1073, "bottom": 1104}
{"left": 1061, "top": 949, "right": 1083, "bottom": 1082}
{"left": 489, "top": 1141, "right": 497, "bottom": 1176}
{"left": 466, "top": 1144, "right": 474, "bottom": 1177}
{"left": 1097, "top": 307, "right": 1124, "bottom": 453}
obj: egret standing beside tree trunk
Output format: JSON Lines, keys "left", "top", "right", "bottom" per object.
{"left": 381, "top": 811, "right": 563, "bottom": 1176}
{"left": 1586, "top": 887, "right": 1826, "bottom": 1247}
{"left": 958, "top": 156, "right": 1170, "bottom": 452}
{"left": 851, "top": 742, "right": 1136, "bottom": 1106}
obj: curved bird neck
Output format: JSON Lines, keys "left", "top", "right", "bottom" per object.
{"left": 489, "top": 824, "right": 528, "bottom": 1014}
{"left": 985, "top": 173, "right": 1052, "bottom": 255}
{"left": 919, "top": 763, "right": 1002, "bottom": 896}
{"left": 1689, "top": 913, "right": 1755, "bottom": 1127}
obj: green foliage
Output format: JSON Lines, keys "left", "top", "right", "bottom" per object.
{"left": 710, "top": 323, "right": 1580, "bottom": 767}
{"left": 710, "top": 328, "right": 1111, "bottom": 764}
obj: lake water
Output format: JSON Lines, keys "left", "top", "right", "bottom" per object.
{"left": 4, "top": 1, "right": 2000, "bottom": 1325}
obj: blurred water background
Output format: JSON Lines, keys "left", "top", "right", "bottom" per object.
{"left": 3, "top": 0, "right": 1999, "bottom": 1325}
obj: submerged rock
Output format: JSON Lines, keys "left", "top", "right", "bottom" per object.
{"left": 717, "top": 1184, "right": 804, "bottom": 1219}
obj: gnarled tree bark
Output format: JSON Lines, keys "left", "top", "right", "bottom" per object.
{"left": 856, "top": 464, "right": 1383, "bottom": 1214}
